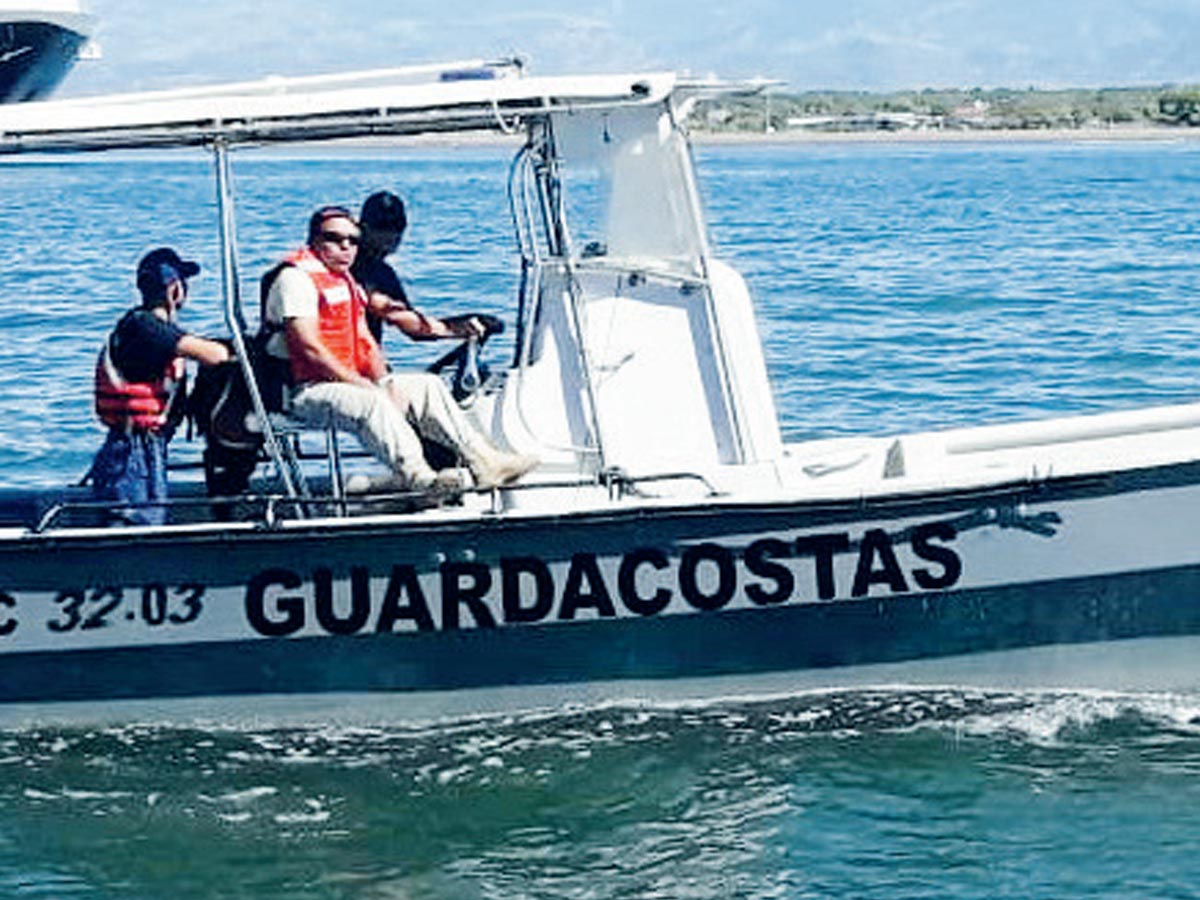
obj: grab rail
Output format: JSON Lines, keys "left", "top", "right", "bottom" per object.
{"left": 27, "top": 469, "right": 723, "bottom": 535}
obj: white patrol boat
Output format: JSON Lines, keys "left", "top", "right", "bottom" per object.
{"left": 0, "top": 59, "right": 1198, "bottom": 723}
{"left": 0, "top": 0, "right": 94, "bottom": 103}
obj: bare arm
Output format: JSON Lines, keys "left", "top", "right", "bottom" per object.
{"left": 162, "top": 280, "right": 231, "bottom": 366}
{"left": 368, "top": 292, "right": 483, "bottom": 340}
{"left": 175, "top": 334, "right": 231, "bottom": 366}
{"left": 285, "top": 317, "right": 375, "bottom": 387}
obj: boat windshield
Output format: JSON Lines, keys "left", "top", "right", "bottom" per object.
{"left": 551, "top": 105, "right": 707, "bottom": 278}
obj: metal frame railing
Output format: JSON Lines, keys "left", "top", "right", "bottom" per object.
{"left": 28, "top": 469, "right": 722, "bottom": 535}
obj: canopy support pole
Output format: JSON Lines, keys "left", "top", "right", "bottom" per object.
{"left": 212, "top": 139, "right": 300, "bottom": 501}
{"left": 535, "top": 122, "right": 608, "bottom": 473}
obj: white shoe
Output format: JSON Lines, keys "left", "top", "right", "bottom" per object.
{"left": 345, "top": 472, "right": 421, "bottom": 494}
{"left": 346, "top": 467, "right": 474, "bottom": 497}
{"left": 429, "top": 467, "right": 470, "bottom": 497}
{"left": 345, "top": 473, "right": 373, "bottom": 494}
{"left": 472, "top": 451, "right": 539, "bottom": 489}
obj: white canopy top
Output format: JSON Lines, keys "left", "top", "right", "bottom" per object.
{"left": 0, "top": 59, "right": 774, "bottom": 154}
{"left": 0, "top": 59, "right": 698, "bottom": 154}
{"left": 0, "top": 1, "right": 93, "bottom": 37}
{"left": 0, "top": 0, "right": 87, "bottom": 10}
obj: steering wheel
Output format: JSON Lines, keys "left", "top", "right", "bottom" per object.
{"left": 426, "top": 314, "right": 504, "bottom": 402}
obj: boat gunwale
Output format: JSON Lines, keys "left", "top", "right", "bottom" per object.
{"left": 2, "top": 455, "right": 1196, "bottom": 552}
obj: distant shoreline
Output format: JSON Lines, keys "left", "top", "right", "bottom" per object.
{"left": 260, "top": 124, "right": 1200, "bottom": 156}
{"left": 690, "top": 124, "right": 1200, "bottom": 145}
{"left": 368, "top": 124, "right": 1200, "bottom": 150}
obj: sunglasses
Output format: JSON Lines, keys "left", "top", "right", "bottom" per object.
{"left": 320, "top": 230, "right": 361, "bottom": 247}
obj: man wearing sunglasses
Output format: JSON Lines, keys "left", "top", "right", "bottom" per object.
{"left": 261, "top": 205, "right": 536, "bottom": 493}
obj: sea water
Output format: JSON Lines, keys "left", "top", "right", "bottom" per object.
{"left": 1, "top": 140, "right": 1200, "bottom": 896}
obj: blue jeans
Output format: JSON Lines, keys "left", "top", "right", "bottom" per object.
{"left": 89, "top": 430, "right": 169, "bottom": 526}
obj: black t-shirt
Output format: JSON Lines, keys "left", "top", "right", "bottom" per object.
{"left": 109, "top": 308, "right": 185, "bottom": 383}
{"left": 351, "top": 254, "right": 409, "bottom": 344}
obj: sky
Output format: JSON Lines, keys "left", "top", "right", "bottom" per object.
{"left": 65, "top": 0, "right": 1200, "bottom": 97}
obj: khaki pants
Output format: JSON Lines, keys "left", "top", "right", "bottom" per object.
{"left": 289, "top": 373, "right": 485, "bottom": 482}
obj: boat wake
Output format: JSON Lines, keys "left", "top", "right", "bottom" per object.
{"left": 3, "top": 685, "right": 1197, "bottom": 747}
{"left": 1, "top": 687, "right": 1198, "bottom": 898}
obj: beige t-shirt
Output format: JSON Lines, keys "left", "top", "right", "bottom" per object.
{"left": 263, "top": 266, "right": 320, "bottom": 358}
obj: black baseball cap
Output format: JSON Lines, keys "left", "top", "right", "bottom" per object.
{"left": 136, "top": 247, "right": 200, "bottom": 302}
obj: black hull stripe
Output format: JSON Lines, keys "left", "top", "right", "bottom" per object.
{"left": 1, "top": 563, "right": 1198, "bottom": 704}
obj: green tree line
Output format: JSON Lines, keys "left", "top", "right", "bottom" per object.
{"left": 692, "top": 86, "right": 1200, "bottom": 132}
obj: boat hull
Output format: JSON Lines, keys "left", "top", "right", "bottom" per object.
{"left": 2, "top": 459, "right": 1200, "bottom": 718}
{"left": 0, "top": 16, "right": 89, "bottom": 103}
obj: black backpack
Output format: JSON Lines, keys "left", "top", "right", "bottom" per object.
{"left": 188, "top": 331, "right": 295, "bottom": 498}
{"left": 187, "top": 264, "right": 300, "bottom": 499}
{"left": 189, "top": 356, "right": 259, "bottom": 454}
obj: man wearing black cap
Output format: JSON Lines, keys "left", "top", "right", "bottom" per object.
{"left": 89, "top": 248, "right": 231, "bottom": 525}
{"left": 353, "top": 190, "right": 486, "bottom": 347}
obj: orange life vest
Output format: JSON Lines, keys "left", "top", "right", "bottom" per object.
{"left": 94, "top": 339, "right": 183, "bottom": 432}
{"left": 280, "top": 247, "right": 379, "bottom": 384}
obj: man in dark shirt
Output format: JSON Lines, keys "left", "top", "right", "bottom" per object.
{"left": 352, "top": 190, "right": 485, "bottom": 348}
{"left": 89, "top": 248, "right": 230, "bottom": 525}
{"left": 108, "top": 307, "right": 186, "bottom": 384}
